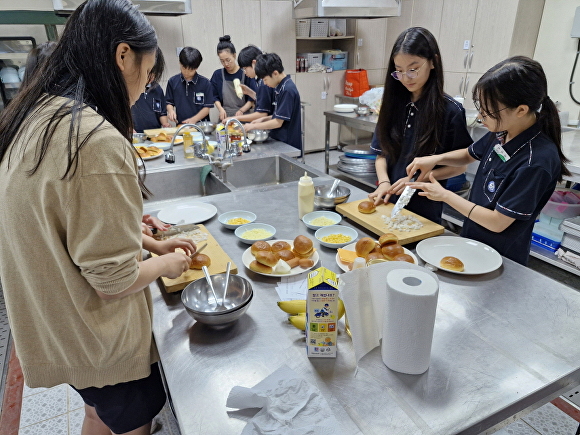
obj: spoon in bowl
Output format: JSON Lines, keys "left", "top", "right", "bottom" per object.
{"left": 328, "top": 179, "right": 341, "bottom": 197}
{"left": 202, "top": 266, "right": 221, "bottom": 309}
{"left": 220, "top": 262, "right": 231, "bottom": 311}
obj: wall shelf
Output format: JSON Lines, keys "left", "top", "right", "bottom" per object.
{"left": 296, "top": 36, "right": 355, "bottom": 40}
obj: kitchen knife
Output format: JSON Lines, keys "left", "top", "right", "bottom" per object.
{"left": 190, "top": 243, "right": 207, "bottom": 259}
{"left": 390, "top": 170, "right": 421, "bottom": 218}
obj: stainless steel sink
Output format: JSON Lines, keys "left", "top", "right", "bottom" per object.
{"left": 143, "top": 166, "right": 231, "bottom": 202}
{"left": 219, "top": 155, "right": 319, "bottom": 188}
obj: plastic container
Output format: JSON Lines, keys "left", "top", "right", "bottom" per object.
{"left": 322, "top": 50, "right": 348, "bottom": 71}
{"left": 541, "top": 188, "right": 580, "bottom": 219}
{"left": 298, "top": 172, "right": 315, "bottom": 219}
{"left": 531, "top": 220, "right": 564, "bottom": 252}
{"left": 298, "top": 52, "right": 323, "bottom": 68}
{"left": 182, "top": 132, "right": 194, "bottom": 159}
{"left": 310, "top": 19, "right": 329, "bottom": 37}
{"left": 328, "top": 19, "right": 347, "bottom": 37}
{"left": 295, "top": 19, "right": 310, "bottom": 37}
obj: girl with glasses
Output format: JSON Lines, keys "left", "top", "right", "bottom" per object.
{"left": 368, "top": 27, "right": 472, "bottom": 224}
{"left": 407, "top": 56, "right": 570, "bottom": 265}
{"left": 210, "top": 35, "right": 258, "bottom": 121}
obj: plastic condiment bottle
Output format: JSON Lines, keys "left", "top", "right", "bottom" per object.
{"left": 298, "top": 172, "right": 315, "bottom": 219}
{"left": 182, "top": 132, "right": 194, "bottom": 159}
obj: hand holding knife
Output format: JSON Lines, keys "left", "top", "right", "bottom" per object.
{"left": 390, "top": 170, "right": 421, "bottom": 218}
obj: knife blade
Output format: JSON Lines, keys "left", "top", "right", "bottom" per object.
{"left": 390, "top": 170, "right": 421, "bottom": 218}
{"left": 190, "top": 243, "right": 207, "bottom": 259}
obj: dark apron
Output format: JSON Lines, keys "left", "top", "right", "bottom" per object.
{"left": 221, "top": 68, "right": 246, "bottom": 117}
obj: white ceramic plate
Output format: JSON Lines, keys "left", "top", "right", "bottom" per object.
{"left": 242, "top": 240, "right": 320, "bottom": 277}
{"left": 416, "top": 236, "right": 502, "bottom": 275}
{"left": 302, "top": 210, "right": 342, "bottom": 230}
{"left": 335, "top": 241, "right": 418, "bottom": 272}
{"left": 218, "top": 210, "right": 257, "bottom": 230}
{"left": 334, "top": 103, "right": 358, "bottom": 113}
{"left": 234, "top": 223, "right": 276, "bottom": 244}
{"left": 315, "top": 225, "right": 358, "bottom": 249}
{"left": 148, "top": 141, "right": 173, "bottom": 150}
{"left": 157, "top": 202, "right": 218, "bottom": 224}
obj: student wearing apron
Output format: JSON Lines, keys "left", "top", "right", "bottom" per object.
{"left": 368, "top": 27, "right": 472, "bottom": 224}
{"left": 210, "top": 35, "right": 257, "bottom": 121}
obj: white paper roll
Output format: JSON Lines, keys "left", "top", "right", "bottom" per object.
{"left": 381, "top": 269, "right": 439, "bottom": 374}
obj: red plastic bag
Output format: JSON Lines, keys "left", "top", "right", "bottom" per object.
{"left": 344, "top": 69, "right": 370, "bottom": 97}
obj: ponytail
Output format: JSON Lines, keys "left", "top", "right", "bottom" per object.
{"left": 538, "top": 96, "right": 570, "bottom": 180}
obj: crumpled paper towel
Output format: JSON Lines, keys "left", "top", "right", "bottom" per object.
{"left": 226, "top": 365, "right": 340, "bottom": 435}
{"left": 556, "top": 248, "right": 580, "bottom": 269}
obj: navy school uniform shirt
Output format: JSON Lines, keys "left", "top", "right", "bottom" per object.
{"left": 370, "top": 95, "right": 472, "bottom": 223}
{"left": 270, "top": 75, "right": 302, "bottom": 152}
{"left": 255, "top": 79, "right": 275, "bottom": 115}
{"left": 462, "top": 123, "right": 561, "bottom": 265}
{"left": 210, "top": 68, "right": 257, "bottom": 104}
{"left": 131, "top": 83, "right": 166, "bottom": 133}
{"left": 165, "top": 73, "right": 214, "bottom": 123}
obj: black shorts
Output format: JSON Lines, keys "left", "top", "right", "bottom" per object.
{"left": 71, "top": 363, "right": 167, "bottom": 434}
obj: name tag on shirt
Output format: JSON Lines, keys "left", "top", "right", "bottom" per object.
{"left": 152, "top": 98, "right": 162, "bottom": 112}
{"left": 195, "top": 93, "right": 205, "bottom": 105}
{"left": 493, "top": 144, "right": 510, "bottom": 162}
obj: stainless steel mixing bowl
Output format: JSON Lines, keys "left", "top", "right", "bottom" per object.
{"left": 196, "top": 121, "right": 217, "bottom": 134}
{"left": 314, "top": 185, "right": 351, "bottom": 208}
{"left": 246, "top": 129, "right": 269, "bottom": 142}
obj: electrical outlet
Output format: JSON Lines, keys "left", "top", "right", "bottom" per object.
{"left": 321, "top": 91, "right": 327, "bottom": 100}
{"left": 358, "top": 38, "right": 363, "bottom": 47}
{"left": 176, "top": 47, "right": 183, "bottom": 56}
{"left": 463, "top": 40, "right": 470, "bottom": 50}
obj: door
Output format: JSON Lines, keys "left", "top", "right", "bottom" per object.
{"left": 438, "top": 0, "right": 478, "bottom": 73}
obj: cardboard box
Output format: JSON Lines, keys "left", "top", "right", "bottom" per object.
{"left": 306, "top": 267, "right": 339, "bottom": 358}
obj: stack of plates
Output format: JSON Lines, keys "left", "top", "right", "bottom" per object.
{"left": 338, "top": 145, "right": 376, "bottom": 175}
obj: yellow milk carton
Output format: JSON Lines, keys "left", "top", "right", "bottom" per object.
{"left": 306, "top": 267, "right": 339, "bottom": 358}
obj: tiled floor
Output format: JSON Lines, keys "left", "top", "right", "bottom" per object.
{"left": 19, "top": 383, "right": 181, "bottom": 434}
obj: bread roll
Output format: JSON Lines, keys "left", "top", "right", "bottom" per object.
{"left": 358, "top": 201, "right": 376, "bottom": 214}
{"left": 255, "top": 251, "right": 280, "bottom": 267}
{"left": 393, "top": 253, "right": 414, "bottom": 264}
{"left": 371, "top": 243, "right": 382, "bottom": 254}
{"left": 278, "top": 249, "right": 295, "bottom": 261}
{"left": 293, "top": 235, "right": 313, "bottom": 254}
{"left": 292, "top": 247, "right": 314, "bottom": 259}
{"left": 189, "top": 254, "right": 211, "bottom": 269}
{"left": 286, "top": 257, "right": 300, "bottom": 268}
{"left": 440, "top": 256, "right": 464, "bottom": 272}
{"left": 271, "top": 241, "right": 291, "bottom": 252}
{"left": 365, "top": 252, "right": 385, "bottom": 262}
{"left": 379, "top": 233, "right": 398, "bottom": 247}
{"left": 298, "top": 258, "right": 315, "bottom": 268}
{"left": 249, "top": 260, "right": 272, "bottom": 274}
{"left": 381, "top": 243, "right": 404, "bottom": 260}
{"left": 251, "top": 240, "right": 272, "bottom": 256}
{"left": 355, "top": 237, "right": 376, "bottom": 257}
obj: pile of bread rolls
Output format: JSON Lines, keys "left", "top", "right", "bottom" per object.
{"left": 249, "top": 235, "right": 315, "bottom": 274}
{"left": 351, "top": 233, "right": 414, "bottom": 266}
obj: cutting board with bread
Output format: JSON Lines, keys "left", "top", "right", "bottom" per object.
{"left": 151, "top": 224, "right": 237, "bottom": 293}
{"left": 335, "top": 199, "right": 444, "bottom": 245}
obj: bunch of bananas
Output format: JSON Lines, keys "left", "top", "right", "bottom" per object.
{"left": 277, "top": 299, "right": 345, "bottom": 330}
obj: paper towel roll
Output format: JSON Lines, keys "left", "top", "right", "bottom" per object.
{"left": 381, "top": 269, "right": 439, "bottom": 375}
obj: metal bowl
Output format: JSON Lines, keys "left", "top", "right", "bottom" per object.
{"left": 132, "top": 133, "right": 147, "bottom": 144}
{"left": 246, "top": 129, "right": 269, "bottom": 143}
{"left": 182, "top": 274, "right": 253, "bottom": 327}
{"left": 196, "top": 121, "right": 216, "bottom": 134}
{"left": 314, "top": 185, "right": 351, "bottom": 208}
{"left": 356, "top": 106, "right": 370, "bottom": 116}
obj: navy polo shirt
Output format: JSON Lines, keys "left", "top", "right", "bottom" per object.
{"left": 462, "top": 123, "right": 561, "bottom": 265}
{"left": 131, "top": 83, "right": 166, "bottom": 133}
{"left": 165, "top": 73, "right": 214, "bottom": 123}
{"left": 210, "top": 68, "right": 257, "bottom": 104}
{"left": 370, "top": 95, "right": 472, "bottom": 223}
{"left": 270, "top": 75, "right": 302, "bottom": 152}
{"left": 255, "top": 79, "right": 275, "bottom": 115}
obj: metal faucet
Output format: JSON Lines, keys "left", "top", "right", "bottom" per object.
{"left": 211, "top": 118, "right": 246, "bottom": 181}
{"left": 164, "top": 123, "right": 208, "bottom": 163}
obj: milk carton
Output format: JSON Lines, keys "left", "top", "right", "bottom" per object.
{"left": 306, "top": 267, "right": 339, "bottom": 358}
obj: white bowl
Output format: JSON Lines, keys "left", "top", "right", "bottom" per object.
{"left": 302, "top": 211, "right": 342, "bottom": 230}
{"left": 218, "top": 210, "right": 257, "bottom": 230}
{"left": 235, "top": 223, "right": 276, "bottom": 244}
{"left": 315, "top": 225, "right": 358, "bottom": 249}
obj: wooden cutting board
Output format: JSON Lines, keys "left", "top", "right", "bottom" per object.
{"left": 152, "top": 224, "right": 237, "bottom": 293}
{"left": 335, "top": 199, "right": 444, "bottom": 245}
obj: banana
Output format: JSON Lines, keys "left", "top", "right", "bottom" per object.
{"left": 338, "top": 298, "right": 345, "bottom": 319}
{"left": 277, "top": 300, "right": 306, "bottom": 314}
{"left": 288, "top": 315, "right": 306, "bottom": 330}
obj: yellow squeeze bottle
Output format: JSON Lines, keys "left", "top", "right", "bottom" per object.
{"left": 183, "top": 132, "right": 194, "bottom": 159}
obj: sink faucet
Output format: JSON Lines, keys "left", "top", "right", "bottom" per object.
{"left": 211, "top": 118, "right": 246, "bottom": 181}
{"left": 164, "top": 123, "right": 208, "bottom": 164}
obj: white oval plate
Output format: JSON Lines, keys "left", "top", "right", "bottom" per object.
{"left": 334, "top": 103, "right": 358, "bottom": 113}
{"left": 335, "top": 241, "right": 418, "bottom": 272}
{"left": 242, "top": 239, "right": 320, "bottom": 277}
{"left": 157, "top": 202, "right": 218, "bottom": 225}
{"left": 416, "top": 236, "right": 502, "bottom": 275}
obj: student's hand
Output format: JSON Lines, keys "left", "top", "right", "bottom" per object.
{"left": 141, "top": 222, "right": 153, "bottom": 237}
{"left": 219, "top": 108, "right": 228, "bottom": 122}
{"left": 159, "top": 252, "right": 192, "bottom": 279}
{"left": 161, "top": 122, "right": 171, "bottom": 128}
{"left": 154, "top": 238, "right": 197, "bottom": 256}
{"left": 182, "top": 117, "right": 197, "bottom": 125}
{"left": 235, "top": 110, "right": 244, "bottom": 117}
{"left": 368, "top": 184, "right": 392, "bottom": 205}
{"left": 406, "top": 156, "right": 439, "bottom": 182}
{"left": 408, "top": 172, "right": 449, "bottom": 202}
{"left": 142, "top": 214, "right": 171, "bottom": 231}
{"left": 240, "top": 84, "right": 256, "bottom": 99}
{"left": 167, "top": 109, "right": 178, "bottom": 124}
{"left": 389, "top": 176, "right": 412, "bottom": 196}
{"left": 251, "top": 116, "right": 268, "bottom": 124}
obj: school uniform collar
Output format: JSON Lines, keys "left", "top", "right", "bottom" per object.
{"left": 495, "top": 122, "right": 542, "bottom": 156}
{"left": 275, "top": 75, "right": 291, "bottom": 94}
{"left": 180, "top": 73, "right": 198, "bottom": 85}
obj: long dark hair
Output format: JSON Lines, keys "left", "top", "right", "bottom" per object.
{"left": 0, "top": 0, "right": 161, "bottom": 195}
{"left": 472, "top": 56, "right": 570, "bottom": 180}
{"left": 21, "top": 41, "right": 57, "bottom": 88}
{"left": 377, "top": 27, "right": 445, "bottom": 162}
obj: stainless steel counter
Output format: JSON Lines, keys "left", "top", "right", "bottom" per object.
{"left": 145, "top": 177, "right": 580, "bottom": 435}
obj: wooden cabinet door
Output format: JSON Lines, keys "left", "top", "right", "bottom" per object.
{"left": 463, "top": 72, "right": 483, "bottom": 109}
{"left": 444, "top": 71, "right": 467, "bottom": 99}
{"left": 438, "top": 0, "right": 478, "bottom": 73}
{"left": 411, "top": 0, "right": 444, "bottom": 40}
{"left": 469, "top": 0, "right": 519, "bottom": 74}
{"left": 295, "top": 73, "right": 328, "bottom": 152}
{"left": 356, "top": 18, "right": 388, "bottom": 70}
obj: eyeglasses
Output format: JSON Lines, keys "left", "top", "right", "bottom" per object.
{"left": 474, "top": 103, "right": 509, "bottom": 122}
{"left": 391, "top": 60, "right": 428, "bottom": 80}
{"left": 220, "top": 57, "right": 235, "bottom": 65}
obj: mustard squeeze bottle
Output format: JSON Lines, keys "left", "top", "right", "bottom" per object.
{"left": 298, "top": 172, "right": 314, "bottom": 219}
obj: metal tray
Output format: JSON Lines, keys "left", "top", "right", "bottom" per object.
{"left": 342, "top": 145, "right": 375, "bottom": 155}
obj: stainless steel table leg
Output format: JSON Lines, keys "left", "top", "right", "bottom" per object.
{"left": 325, "top": 119, "right": 330, "bottom": 174}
